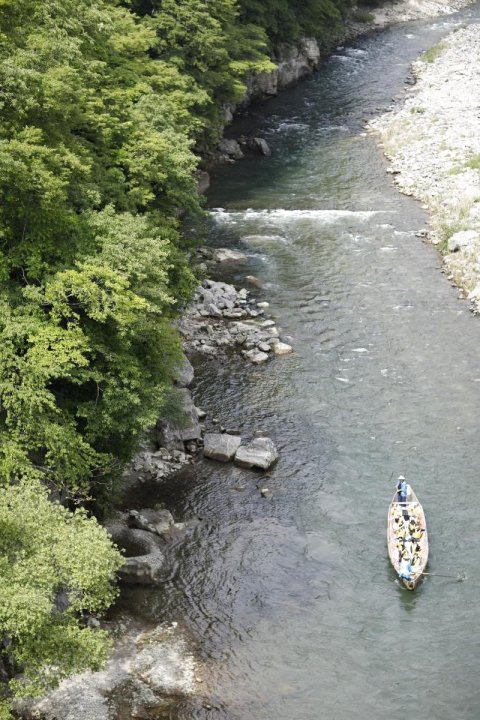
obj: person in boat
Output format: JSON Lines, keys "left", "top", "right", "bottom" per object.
{"left": 411, "top": 523, "right": 424, "bottom": 541}
{"left": 396, "top": 475, "right": 410, "bottom": 503}
{"left": 399, "top": 557, "right": 415, "bottom": 581}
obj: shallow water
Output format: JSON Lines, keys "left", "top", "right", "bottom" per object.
{"left": 118, "top": 7, "right": 480, "bottom": 719}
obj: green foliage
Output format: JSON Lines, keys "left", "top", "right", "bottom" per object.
{"left": 465, "top": 154, "right": 480, "bottom": 171}
{"left": 0, "top": 479, "right": 121, "bottom": 703}
{"left": 420, "top": 41, "right": 447, "bottom": 64}
{"left": 238, "top": 0, "right": 348, "bottom": 47}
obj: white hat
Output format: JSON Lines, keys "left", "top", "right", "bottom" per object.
{"left": 398, "top": 475, "right": 405, "bottom": 480}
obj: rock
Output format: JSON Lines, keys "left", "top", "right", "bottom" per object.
{"left": 257, "top": 342, "right": 271, "bottom": 353}
{"left": 213, "top": 248, "right": 248, "bottom": 263}
{"left": 272, "top": 341, "right": 293, "bottom": 355}
{"left": 260, "top": 488, "right": 273, "bottom": 499}
{"left": 235, "top": 437, "right": 279, "bottom": 470}
{"left": 107, "top": 525, "right": 165, "bottom": 585}
{"left": 261, "top": 319, "right": 276, "bottom": 328}
{"left": 243, "top": 349, "right": 269, "bottom": 364}
{"left": 217, "top": 138, "right": 244, "bottom": 160}
{"left": 174, "top": 356, "right": 194, "bottom": 388}
{"left": 195, "top": 406, "right": 207, "bottom": 420}
{"left": 128, "top": 509, "right": 175, "bottom": 537}
{"left": 447, "top": 229, "right": 480, "bottom": 253}
{"left": 16, "top": 624, "right": 196, "bottom": 720}
{"left": 205, "top": 302, "right": 223, "bottom": 317}
{"left": 247, "top": 137, "right": 271, "bottom": 156}
{"left": 156, "top": 389, "right": 201, "bottom": 450}
{"left": 257, "top": 301, "right": 270, "bottom": 308}
{"left": 245, "top": 275, "right": 264, "bottom": 288}
{"left": 196, "top": 170, "right": 210, "bottom": 195}
{"left": 203, "top": 433, "right": 242, "bottom": 462}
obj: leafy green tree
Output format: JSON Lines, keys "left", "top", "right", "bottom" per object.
{"left": 0, "top": 479, "right": 122, "bottom": 712}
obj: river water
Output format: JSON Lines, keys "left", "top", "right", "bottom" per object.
{"left": 119, "top": 7, "right": 480, "bottom": 720}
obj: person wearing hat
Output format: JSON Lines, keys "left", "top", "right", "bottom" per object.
{"left": 396, "top": 475, "right": 409, "bottom": 503}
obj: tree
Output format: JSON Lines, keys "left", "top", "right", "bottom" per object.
{"left": 0, "top": 479, "right": 122, "bottom": 712}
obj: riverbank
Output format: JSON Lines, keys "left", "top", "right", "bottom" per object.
{"left": 369, "top": 22, "right": 480, "bottom": 308}
{"left": 208, "top": 0, "right": 478, "bottom": 167}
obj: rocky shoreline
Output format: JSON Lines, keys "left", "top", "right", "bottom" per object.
{"left": 369, "top": 21, "right": 480, "bottom": 309}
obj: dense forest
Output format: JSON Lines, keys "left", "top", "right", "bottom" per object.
{"left": 0, "top": 0, "right": 369, "bottom": 714}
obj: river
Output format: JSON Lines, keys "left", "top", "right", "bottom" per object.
{"left": 118, "top": 6, "right": 480, "bottom": 719}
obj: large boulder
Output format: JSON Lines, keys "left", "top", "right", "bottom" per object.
{"left": 107, "top": 525, "right": 165, "bottom": 585}
{"left": 213, "top": 248, "right": 248, "bottom": 264}
{"left": 217, "top": 138, "right": 244, "bottom": 160}
{"left": 203, "top": 433, "right": 242, "bottom": 462}
{"left": 156, "top": 389, "right": 201, "bottom": 450}
{"left": 128, "top": 509, "right": 175, "bottom": 537}
{"left": 174, "top": 356, "right": 194, "bottom": 388}
{"left": 247, "top": 138, "right": 271, "bottom": 156}
{"left": 235, "top": 437, "right": 279, "bottom": 470}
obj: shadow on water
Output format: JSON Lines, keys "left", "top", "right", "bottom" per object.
{"left": 116, "top": 5, "right": 480, "bottom": 719}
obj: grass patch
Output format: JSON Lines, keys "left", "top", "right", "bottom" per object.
{"left": 465, "top": 155, "right": 480, "bottom": 171}
{"left": 420, "top": 41, "right": 447, "bottom": 63}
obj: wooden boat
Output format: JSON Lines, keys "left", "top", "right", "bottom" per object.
{"left": 387, "top": 484, "right": 428, "bottom": 590}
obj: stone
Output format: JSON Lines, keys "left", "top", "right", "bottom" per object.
{"left": 128, "top": 508, "right": 175, "bottom": 537}
{"left": 156, "top": 389, "right": 201, "bottom": 450}
{"left": 261, "top": 319, "right": 276, "bottom": 328}
{"left": 195, "top": 406, "right": 207, "bottom": 420}
{"left": 447, "top": 230, "right": 480, "bottom": 253}
{"left": 260, "top": 488, "right": 273, "bottom": 499}
{"left": 247, "top": 137, "right": 271, "bottom": 156}
{"left": 203, "top": 433, "right": 242, "bottom": 462}
{"left": 218, "top": 138, "right": 244, "bottom": 160}
{"left": 245, "top": 275, "right": 264, "bottom": 288}
{"left": 174, "top": 356, "right": 194, "bottom": 388}
{"left": 213, "top": 248, "right": 248, "bottom": 263}
{"left": 257, "top": 342, "right": 271, "bottom": 353}
{"left": 106, "top": 525, "right": 165, "bottom": 585}
{"left": 205, "top": 303, "right": 223, "bottom": 317}
{"left": 243, "top": 349, "right": 269, "bottom": 364}
{"left": 235, "top": 437, "right": 279, "bottom": 470}
{"left": 273, "top": 341, "right": 293, "bottom": 355}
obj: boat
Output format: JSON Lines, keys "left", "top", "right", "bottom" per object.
{"left": 387, "top": 484, "right": 428, "bottom": 590}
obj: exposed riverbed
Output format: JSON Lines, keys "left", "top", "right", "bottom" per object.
{"left": 115, "top": 7, "right": 480, "bottom": 720}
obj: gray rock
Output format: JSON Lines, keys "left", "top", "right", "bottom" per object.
{"left": 218, "top": 138, "right": 244, "bottom": 160}
{"left": 257, "top": 342, "right": 271, "bottom": 353}
{"left": 128, "top": 509, "right": 175, "bottom": 537}
{"left": 107, "top": 525, "right": 165, "bottom": 585}
{"left": 272, "top": 341, "right": 293, "bottom": 355}
{"left": 235, "top": 437, "right": 279, "bottom": 470}
{"left": 203, "top": 433, "right": 242, "bottom": 462}
{"left": 247, "top": 137, "right": 272, "bottom": 156}
{"left": 243, "top": 349, "right": 269, "bottom": 364}
{"left": 205, "top": 302, "right": 223, "bottom": 317}
{"left": 156, "top": 389, "right": 201, "bottom": 450}
{"left": 214, "top": 248, "right": 248, "bottom": 263}
{"left": 174, "top": 356, "right": 194, "bottom": 388}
